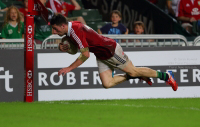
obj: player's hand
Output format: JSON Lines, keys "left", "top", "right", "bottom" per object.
{"left": 59, "top": 43, "right": 70, "bottom": 52}
{"left": 189, "top": 17, "right": 196, "bottom": 22}
{"left": 58, "top": 67, "right": 71, "bottom": 76}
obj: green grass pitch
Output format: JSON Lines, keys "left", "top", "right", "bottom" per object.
{"left": 0, "top": 98, "right": 200, "bottom": 127}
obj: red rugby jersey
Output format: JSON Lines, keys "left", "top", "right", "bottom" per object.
{"left": 62, "top": 2, "right": 75, "bottom": 17}
{"left": 46, "top": 0, "right": 66, "bottom": 15}
{"left": 67, "top": 21, "right": 117, "bottom": 60}
{"left": 177, "top": 0, "right": 200, "bottom": 22}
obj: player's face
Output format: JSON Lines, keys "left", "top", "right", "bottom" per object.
{"left": 134, "top": 25, "right": 144, "bottom": 34}
{"left": 10, "top": 9, "right": 18, "bottom": 21}
{"left": 52, "top": 24, "right": 66, "bottom": 36}
{"left": 111, "top": 13, "right": 121, "bottom": 24}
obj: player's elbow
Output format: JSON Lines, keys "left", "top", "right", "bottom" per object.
{"left": 75, "top": 6, "right": 81, "bottom": 10}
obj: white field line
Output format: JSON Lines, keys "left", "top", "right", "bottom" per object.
{"left": 44, "top": 101, "right": 200, "bottom": 111}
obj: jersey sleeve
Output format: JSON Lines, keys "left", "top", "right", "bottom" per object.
{"left": 65, "top": 3, "right": 75, "bottom": 11}
{"left": 71, "top": 25, "right": 89, "bottom": 50}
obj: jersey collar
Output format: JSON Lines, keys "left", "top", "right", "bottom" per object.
{"left": 67, "top": 22, "right": 72, "bottom": 37}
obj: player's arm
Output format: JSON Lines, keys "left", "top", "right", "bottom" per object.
{"left": 177, "top": 16, "right": 196, "bottom": 22}
{"left": 97, "top": 29, "right": 102, "bottom": 34}
{"left": 125, "top": 28, "right": 129, "bottom": 34}
{"left": 70, "top": 0, "right": 81, "bottom": 10}
{"left": 58, "top": 47, "right": 90, "bottom": 76}
{"left": 69, "top": 48, "right": 90, "bottom": 70}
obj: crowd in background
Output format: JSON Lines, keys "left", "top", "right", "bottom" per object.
{"left": 148, "top": 0, "right": 200, "bottom": 35}
{"left": 0, "top": 0, "right": 200, "bottom": 44}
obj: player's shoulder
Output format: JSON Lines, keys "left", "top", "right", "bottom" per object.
{"left": 71, "top": 21, "right": 83, "bottom": 29}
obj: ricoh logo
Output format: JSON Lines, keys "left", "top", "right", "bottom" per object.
{"left": 27, "top": 25, "right": 33, "bottom": 51}
{"left": 191, "top": 8, "right": 200, "bottom": 15}
{"left": 0, "top": 67, "right": 13, "bottom": 92}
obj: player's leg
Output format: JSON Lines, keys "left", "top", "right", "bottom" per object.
{"left": 99, "top": 69, "right": 127, "bottom": 88}
{"left": 97, "top": 59, "right": 127, "bottom": 88}
{"left": 122, "top": 57, "right": 177, "bottom": 91}
{"left": 103, "top": 43, "right": 177, "bottom": 91}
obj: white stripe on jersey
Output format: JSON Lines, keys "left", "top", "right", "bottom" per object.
{"left": 50, "top": 0, "right": 58, "bottom": 13}
{"left": 70, "top": 28, "right": 84, "bottom": 49}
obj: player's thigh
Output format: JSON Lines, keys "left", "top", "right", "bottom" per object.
{"left": 99, "top": 69, "right": 113, "bottom": 86}
{"left": 97, "top": 59, "right": 113, "bottom": 85}
{"left": 121, "top": 60, "right": 137, "bottom": 74}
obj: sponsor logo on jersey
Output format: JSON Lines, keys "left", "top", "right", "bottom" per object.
{"left": 191, "top": 8, "right": 200, "bottom": 15}
{"left": 186, "top": 3, "right": 190, "bottom": 7}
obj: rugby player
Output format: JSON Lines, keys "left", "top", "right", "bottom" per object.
{"left": 50, "top": 14, "right": 178, "bottom": 91}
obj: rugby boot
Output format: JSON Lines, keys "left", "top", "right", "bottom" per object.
{"left": 166, "top": 71, "right": 178, "bottom": 91}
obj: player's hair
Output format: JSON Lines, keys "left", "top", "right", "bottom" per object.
{"left": 3, "top": 6, "right": 22, "bottom": 32}
{"left": 50, "top": 13, "right": 68, "bottom": 26}
{"left": 110, "top": 10, "right": 122, "bottom": 18}
{"left": 133, "top": 21, "right": 145, "bottom": 30}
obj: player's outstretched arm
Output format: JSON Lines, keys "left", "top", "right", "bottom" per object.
{"left": 58, "top": 48, "right": 90, "bottom": 76}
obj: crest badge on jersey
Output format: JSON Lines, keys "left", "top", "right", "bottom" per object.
{"left": 198, "top": 0, "right": 200, "bottom": 6}
{"left": 8, "top": 29, "right": 13, "bottom": 34}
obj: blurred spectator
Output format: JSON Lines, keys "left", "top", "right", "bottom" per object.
{"left": 46, "top": 0, "right": 86, "bottom": 24}
{"left": 177, "top": 0, "right": 200, "bottom": 34}
{"left": 34, "top": 0, "right": 54, "bottom": 44}
{"left": 1, "top": 6, "right": 24, "bottom": 39}
{"left": 166, "top": 0, "right": 180, "bottom": 19}
{"left": 0, "top": 0, "right": 8, "bottom": 12}
{"left": 130, "top": 21, "right": 154, "bottom": 42}
{"left": 19, "top": 0, "right": 28, "bottom": 16}
{"left": 19, "top": 0, "right": 28, "bottom": 22}
{"left": 97, "top": 10, "right": 128, "bottom": 42}
{"left": 133, "top": 21, "right": 145, "bottom": 35}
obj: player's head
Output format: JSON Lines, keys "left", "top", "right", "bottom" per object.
{"left": 110, "top": 10, "right": 122, "bottom": 24}
{"left": 50, "top": 14, "right": 69, "bottom": 36}
{"left": 133, "top": 21, "right": 145, "bottom": 34}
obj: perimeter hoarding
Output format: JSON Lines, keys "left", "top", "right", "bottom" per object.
{"left": 0, "top": 50, "right": 24, "bottom": 102}
{"left": 0, "top": 47, "right": 200, "bottom": 102}
{"left": 33, "top": 47, "right": 200, "bottom": 101}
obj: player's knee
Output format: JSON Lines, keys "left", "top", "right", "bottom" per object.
{"left": 102, "top": 83, "right": 111, "bottom": 89}
{"left": 102, "top": 80, "right": 114, "bottom": 89}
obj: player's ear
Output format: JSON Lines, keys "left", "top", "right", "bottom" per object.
{"left": 61, "top": 23, "right": 65, "bottom": 29}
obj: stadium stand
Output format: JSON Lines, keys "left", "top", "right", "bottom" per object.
{"left": 0, "top": 11, "right": 6, "bottom": 34}
{"left": 70, "top": 9, "right": 102, "bottom": 23}
{"left": 40, "top": 34, "right": 189, "bottom": 49}
{"left": 1, "top": 0, "right": 23, "bottom": 8}
{"left": 86, "top": 22, "right": 108, "bottom": 32}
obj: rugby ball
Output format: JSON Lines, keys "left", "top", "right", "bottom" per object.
{"left": 62, "top": 36, "right": 78, "bottom": 55}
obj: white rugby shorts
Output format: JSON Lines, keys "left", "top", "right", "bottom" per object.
{"left": 97, "top": 43, "right": 130, "bottom": 73}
